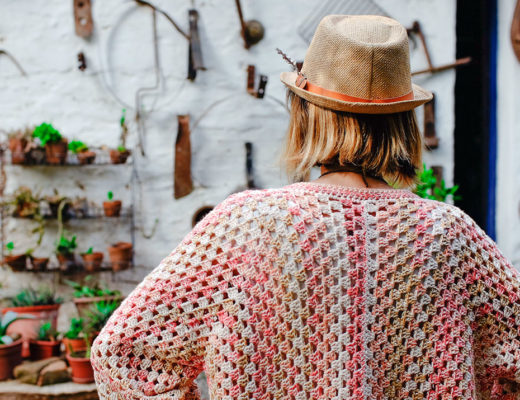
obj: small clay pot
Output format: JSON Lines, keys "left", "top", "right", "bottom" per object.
{"left": 57, "top": 253, "right": 77, "bottom": 273}
{"left": 77, "top": 150, "right": 96, "bottom": 165}
{"left": 8, "top": 137, "right": 28, "bottom": 165}
{"left": 31, "top": 257, "right": 49, "bottom": 271}
{"left": 62, "top": 337, "right": 87, "bottom": 355}
{"left": 108, "top": 242, "right": 133, "bottom": 271}
{"left": 28, "top": 339, "right": 61, "bottom": 361}
{"left": 0, "top": 339, "right": 23, "bottom": 381}
{"left": 45, "top": 140, "right": 68, "bottom": 165}
{"left": 3, "top": 254, "right": 27, "bottom": 271}
{"left": 66, "top": 354, "right": 95, "bottom": 384}
{"left": 26, "top": 146, "right": 46, "bottom": 165}
{"left": 109, "top": 149, "right": 130, "bottom": 164}
{"left": 48, "top": 201, "right": 70, "bottom": 220}
{"left": 103, "top": 200, "right": 122, "bottom": 217}
{"left": 81, "top": 252, "right": 104, "bottom": 272}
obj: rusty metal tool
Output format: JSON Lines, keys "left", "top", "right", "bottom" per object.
{"left": 174, "top": 115, "right": 193, "bottom": 199}
{"left": 77, "top": 52, "right": 87, "bottom": 71}
{"left": 246, "top": 65, "right": 268, "bottom": 98}
{"left": 234, "top": 0, "right": 264, "bottom": 49}
{"left": 423, "top": 93, "right": 439, "bottom": 150}
{"left": 187, "top": 9, "right": 205, "bottom": 81}
{"left": 0, "top": 50, "right": 26, "bottom": 76}
{"left": 512, "top": 0, "right": 520, "bottom": 61}
{"left": 407, "top": 21, "right": 471, "bottom": 76}
{"left": 73, "top": 0, "right": 94, "bottom": 38}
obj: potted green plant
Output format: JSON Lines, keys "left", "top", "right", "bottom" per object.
{"left": 103, "top": 191, "right": 122, "bottom": 217}
{"left": 81, "top": 247, "right": 104, "bottom": 272}
{"left": 415, "top": 164, "right": 461, "bottom": 202}
{"left": 3, "top": 242, "right": 27, "bottom": 271}
{"left": 3, "top": 187, "right": 45, "bottom": 246}
{"left": 110, "top": 110, "right": 131, "bottom": 164}
{"left": 55, "top": 233, "right": 77, "bottom": 272}
{"left": 7, "top": 129, "right": 31, "bottom": 165}
{"left": 69, "top": 140, "right": 96, "bottom": 165}
{"left": 1, "top": 288, "right": 62, "bottom": 359}
{"left": 66, "top": 276, "right": 121, "bottom": 320}
{"left": 32, "top": 123, "right": 68, "bottom": 165}
{"left": 63, "top": 318, "right": 87, "bottom": 355}
{"left": 0, "top": 311, "right": 32, "bottom": 381}
{"left": 108, "top": 242, "right": 133, "bottom": 271}
{"left": 86, "top": 300, "right": 119, "bottom": 337}
{"left": 66, "top": 336, "right": 94, "bottom": 384}
{"left": 28, "top": 321, "right": 61, "bottom": 361}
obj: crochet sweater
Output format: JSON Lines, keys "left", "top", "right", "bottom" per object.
{"left": 92, "top": 182, "right": 520, "bottom": 399}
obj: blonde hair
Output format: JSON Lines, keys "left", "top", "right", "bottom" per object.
{"left": 282, "top": 91, "right": 422, "bottom": 187}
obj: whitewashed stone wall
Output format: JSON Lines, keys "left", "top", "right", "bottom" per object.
{"left": 0, "top": 0, "right": 456, "bottom": 323}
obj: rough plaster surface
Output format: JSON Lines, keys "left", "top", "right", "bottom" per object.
{"left": 497, "top": 0, "right": 520, "bottom": 268}
{"left": 0, "top": 0, "right": 455, "bottom": 363}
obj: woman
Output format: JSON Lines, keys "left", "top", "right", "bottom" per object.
{"left": 92, "top": 15, "right": 520, "bottom": 399}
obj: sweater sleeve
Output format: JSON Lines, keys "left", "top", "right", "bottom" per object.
{"left": 456, "top": 213, "right": 520, "bottom": 397}
{"left": 91, "top": 195, "right": 248, "bottom": 399}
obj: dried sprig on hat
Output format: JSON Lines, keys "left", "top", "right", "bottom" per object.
{"left": 276, "top": 48, "right": 303, "bottom": 74}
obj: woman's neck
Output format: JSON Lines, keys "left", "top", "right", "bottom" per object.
{"left": 315, "top": 165, "right": 393, "bottom": 189}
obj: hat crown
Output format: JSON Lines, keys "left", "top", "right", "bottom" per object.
{"left": 301, "top": 15, "right": 412, "bottom": 100}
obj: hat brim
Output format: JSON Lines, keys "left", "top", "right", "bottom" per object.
{"left": 280, "top": 71, "right": 433, "bottom": 114}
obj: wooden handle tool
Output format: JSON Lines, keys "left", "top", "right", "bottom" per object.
{"left": 174, "top": 115, "right": 194, "bottom": 199}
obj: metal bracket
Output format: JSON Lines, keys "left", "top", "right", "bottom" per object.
{"left": 77, "top": 52, "right": 87, "bottom": 71}
{"left": 73, "top": 0, "right": 94, "bottom": 38}
{"left": 187, "top": 9, "right": 205, "bottom": 81}
{"left": 423, "top": 93, "right": 439, "bottom": 150}
{"left": 246, "top": 65, "right": 268, "bottom": 99}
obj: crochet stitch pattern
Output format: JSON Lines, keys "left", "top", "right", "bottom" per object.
{"left": 91, "top": 182, "right": 520, "bottom": 399}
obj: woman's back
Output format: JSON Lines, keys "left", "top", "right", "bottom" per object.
{"left": 92, "top": 183, "right": 520, "bottom": 399}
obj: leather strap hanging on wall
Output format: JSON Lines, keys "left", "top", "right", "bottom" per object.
{"left": 512, "top": 0, "right": 520, "bottom": 61}
{"left": 174, "top": 115, "right": 194, "bottom": 199}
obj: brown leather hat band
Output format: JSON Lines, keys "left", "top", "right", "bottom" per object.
{"left": 296, "top": 74, "right": 414, "bottom": 104}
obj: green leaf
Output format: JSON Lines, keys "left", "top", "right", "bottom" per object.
{"left": 107, "top": 191, "right": 113, "bottom": 201}
{"left": 6, "top": 242, "right": 14, "bottom": 251}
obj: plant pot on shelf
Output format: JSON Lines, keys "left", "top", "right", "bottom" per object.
{"left": 73, "top": 296, "right": 122, "bottom": 321}
{"left": 26, "top": 146, "right": 46, "bottom": 165}
{"left": 109, "top": 149, "right": 131, "bottom": 164}
{"left": 103, "top": 200, "right": 122, "bottom": 217}
{"left": 30, "top": 257, "right": 49, "bottom": 271}
{"left": 108, "top": 242, "right": 132, "bottom": 271}
{"left": 8, "top": 137, "right": 28, "bottom": 165}
{"left": 44, "top": 140, "right": 68, "bottom": 165}
{"left": 77, "top": 150, "right": 96, "bottom": 165}
{"left": 3, "top": 254, "right": 27, "bottom": 271}
{"left": 0, "top": 339, "right": 23, "bottom": 381}
{"left": 1, "top": 305, "right": 60, "bottom": 359}
{"left": 81, "top": 252, "right": 104, "bottom": 272}
{"left": 48, "top": 200, "right": 71, "bottom": 220}
{"left": 28, "top": 339, "right": 61, "bottom": 361}
{"left": 57, "top": 253, "right": 77, "bottom": 273}
{"left": 66, "top": 354, "right": 94, "bottom": 384}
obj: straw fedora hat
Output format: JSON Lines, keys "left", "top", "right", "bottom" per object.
{"left": 280, "top": 15, "right": 432, "bottom": 114}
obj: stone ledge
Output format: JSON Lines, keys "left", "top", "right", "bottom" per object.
{"left": 0, "top": 380, "right": 98, "bottom": 400}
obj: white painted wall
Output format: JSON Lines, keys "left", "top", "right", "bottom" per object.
{"left": 497, "top": 0, "right": 520, "bottom": 268}
{"left": 0, "top": 0, "right": 456, "bottom": 321}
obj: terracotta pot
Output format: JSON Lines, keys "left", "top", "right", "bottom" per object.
{"left": 73, "top": 295, "right": 122, "bottom": 321}
{"left": 3, "top": 254, "right": 27, "bottom": 271}
{"left": 108, "top": 242, "right": 133, "bottom": 271}
{"left": 26, "top": 146, "right": 46, "bottom": 165}
{"left": 44, "top": 140, "right": 68, "bottom": 165}
{"left": 63, "top": 337, "right": 87, "bottom": 355}
{"left": 66, "top": 354, "right": 94, "bottom": 384}
{"left": 48, "top": 201, "right": 70, "bottom": 220}
{"left": 57, "top": 253, "right": 77, "bottom": 273}
{"left": 0, "top": 339, "right": 23, "bottom": 380}
{"left": 81, "top": 252, "right": 104, "bottom": 272}
{"left": 28, "top": 339, "right": 61, "bottom": 361}
{"left": 8, "top": 137, "right": 27, "bottom": 165}
{"left": 30, "top": 257, "right": 49, "bottom": 271}
{"left": 109, "top": 149, "right": 130, "bottom": 164}
{"left": 1, "top": 304, "right": 60, "bottom": 359}
{"left": 77, "top": 150, "right": 96, "bottom": 165}
{"left": 103, "top": 200, "right": 122, "bottom": 217}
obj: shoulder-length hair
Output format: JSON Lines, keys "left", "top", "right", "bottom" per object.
{"left": 282, "top": 91, "right": 422, "bottom": 187}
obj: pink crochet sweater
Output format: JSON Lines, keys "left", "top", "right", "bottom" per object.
{"left": 91, "top": 183, "right": 520, "bottom": 399}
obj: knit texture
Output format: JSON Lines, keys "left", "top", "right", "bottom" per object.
{"left": 91, "top": 182, "right": 520, "bottom": 399}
